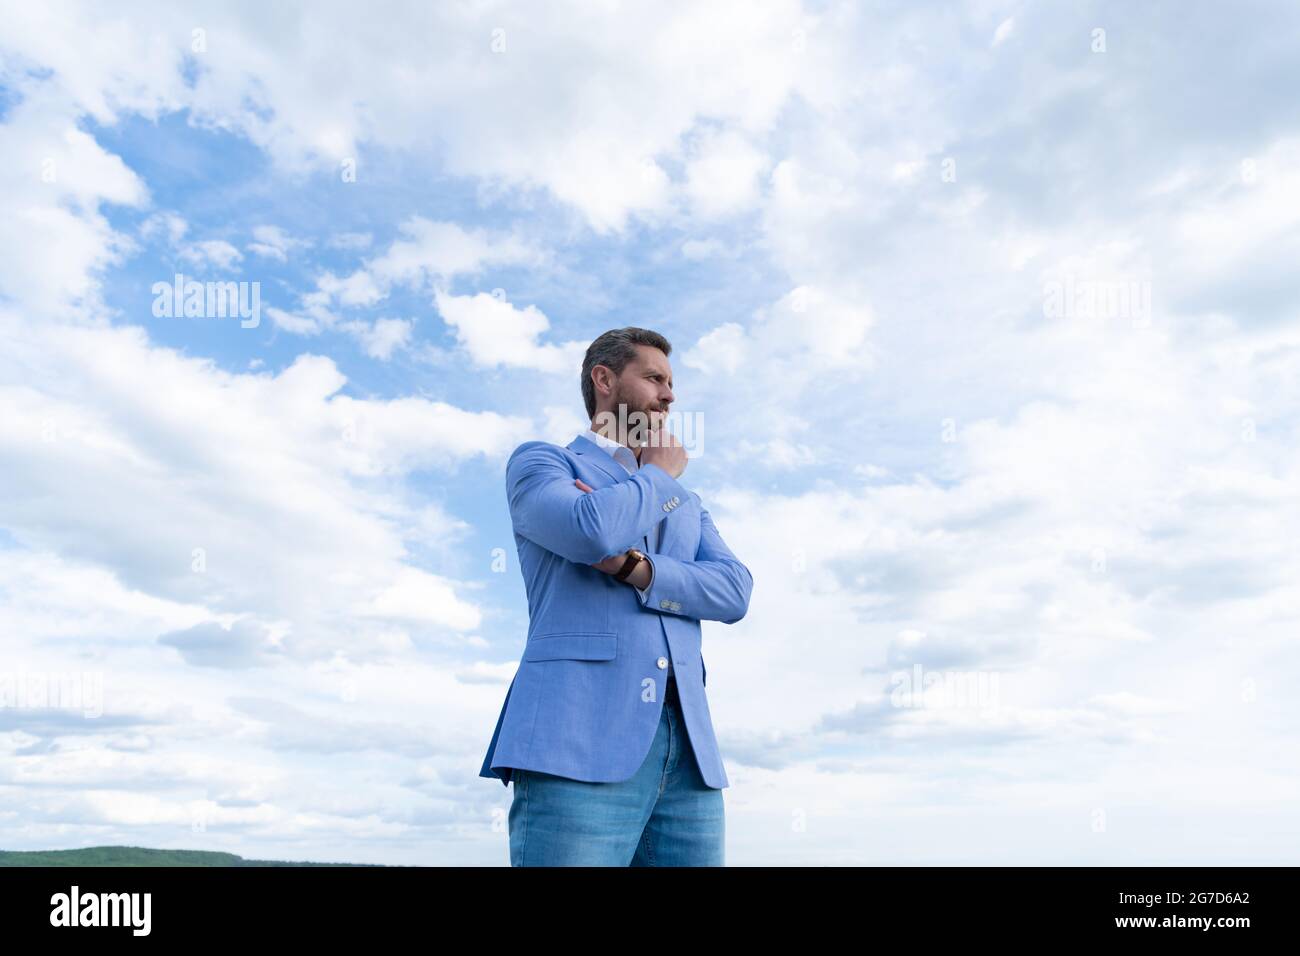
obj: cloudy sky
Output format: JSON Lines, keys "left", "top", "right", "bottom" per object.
{"left": 1, "top": 1, "right": 1297, "bottom": 865}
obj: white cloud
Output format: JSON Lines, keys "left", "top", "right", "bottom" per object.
{"left": 365, "top": 217, "right": 543, "bottom": 291}
{"left": 247, "top": 225, "right": 312, "bottom": 261}
{"left": 0, "top": 86, "right": 146, "bottom": 315}
{"left": 266, "top": 306, "right": 322, "bottom": 336}
{"left": 992, "top": 16, "right": 1015, "bottom": 46}
{"left": 140, "top": 212, "right": 188, "bottom": 244}
{"left": 158, "top": 619, "right": 284, "bottom": 670}
{"left": 683, "top": 128, "right": 769, "bottom": 218}
{"left": 432, "top": 290, "right": 587, "bottom": 373}
{"left": 315, "top": 268, "right": 385, "bottom": 308}
{"left": 341, "top": 317, "right": 413, "bottom": 360}
{"left": 264, "top": 219, "right": 552, "bottom": 359}
{"left": 178, "top": 239, "right": 243, "bottom": 271}
{"left": 364, "top": 567, "right": 480, "bottom": 629}
{"left": 0, "top": 308, "right": 531, "bottom": 659}
{"left": 684, "top": 284, "right": 875, "bottom": 376}
{"left": 683, "top": 321, "right": 749, "bottom": 375}
{"left": 0, "top": 0, "right": 815, "bottom": 233}
{"left": 272, "top": 219, "right": 547, "bottom": 357}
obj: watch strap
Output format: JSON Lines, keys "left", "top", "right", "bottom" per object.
{"left": 613, "top": 550, "right": 644, "bottom": 582}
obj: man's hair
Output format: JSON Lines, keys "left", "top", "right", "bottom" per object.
{"left": 580, "top": 327, "right": 672, "bottom": 419}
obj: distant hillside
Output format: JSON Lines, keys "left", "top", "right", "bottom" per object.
{"left": 0, "top": 846, "right": 390, "bottom": 867}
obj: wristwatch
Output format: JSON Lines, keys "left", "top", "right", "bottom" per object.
{"left": 613, "top": 548, "right": 647, "bottom": 582}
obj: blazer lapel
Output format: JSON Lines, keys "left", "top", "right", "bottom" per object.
{"left": 569, "top": 433, "right": 633, "bottom": 485}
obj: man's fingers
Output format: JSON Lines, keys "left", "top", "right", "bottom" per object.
{"left": 574, "top": 478, "right": 594, "bottom": 493}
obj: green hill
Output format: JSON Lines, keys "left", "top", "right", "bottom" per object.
{"left": 0, "top": 846, "right": 391, "bottom": 867}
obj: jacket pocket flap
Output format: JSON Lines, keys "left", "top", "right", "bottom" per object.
{"left": 524, "top": 632, "right": 617, "bottom": 662}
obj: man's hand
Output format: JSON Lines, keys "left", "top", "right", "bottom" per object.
{"left": 637, "top": 425, "right": 688, "bottom": 479}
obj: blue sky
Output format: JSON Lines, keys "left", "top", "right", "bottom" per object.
{"left": 1, "top": 1, "right": 1298, "bottom": 865}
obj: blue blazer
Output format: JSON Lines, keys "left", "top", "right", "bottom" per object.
{"left": 479, "top": 433, "right": 754, "bottom": 789}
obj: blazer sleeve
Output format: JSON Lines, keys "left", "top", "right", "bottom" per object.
{"left": 506, "top": 441, "right": 690, "bottom": 565}
{"left": 636, "top": 498, "right": 753, "bottom": 624}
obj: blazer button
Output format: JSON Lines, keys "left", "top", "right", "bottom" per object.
{"left": 656, "top": 657, "right": 668, "bottom": 669}
{"left": 662, "top": 503, "right": 671, "bottom": 512}
{"left": 671, "top": 495, "right": 680, "bottom": 504}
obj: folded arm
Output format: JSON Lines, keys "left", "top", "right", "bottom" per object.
{"left": 506, "top": 441, "right": 689, "bottom": 565}
{"left": 634, "top": 498, "right": 753, "bottom": 624}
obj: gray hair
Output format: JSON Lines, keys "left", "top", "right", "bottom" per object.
{"left": 580, "top": 327, "right": 672, "bottom": 419}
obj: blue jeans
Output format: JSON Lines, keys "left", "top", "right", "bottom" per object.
{"left": 508, "top": 683, "right": 725, "bottom": 866}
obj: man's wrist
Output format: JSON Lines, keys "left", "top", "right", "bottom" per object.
{"left": 626, "top": 554, "right": 653, "bottom": 590}
{"left": 613, "top": 548, "right": 646, "bottom": 582}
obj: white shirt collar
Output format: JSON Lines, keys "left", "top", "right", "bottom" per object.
{"left": 583, "top": 427, "right": 638, "bottom": 468}
{"left": 585, "top": 427, "right": 622, "bottom": 451}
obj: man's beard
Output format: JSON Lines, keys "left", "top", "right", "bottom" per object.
{"left": 610, "top": 388, "right": 664, "bottom": 450}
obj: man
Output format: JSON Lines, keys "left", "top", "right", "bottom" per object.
{"left": 479, "top": 327, "right": 754, "bottom": 866}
